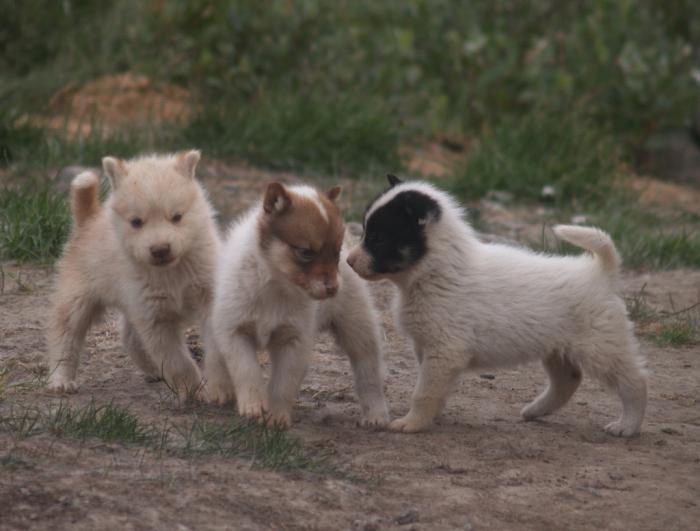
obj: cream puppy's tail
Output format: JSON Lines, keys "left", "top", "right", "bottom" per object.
{"left": 70, "top": 170, "right": 101, "bottom": 228}
{"left": 553, "top": 225, "right": 621, "bottom": 273}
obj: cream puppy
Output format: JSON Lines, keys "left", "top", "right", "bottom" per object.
{"left": 203, "top": 182, "right": 389, "bottom": 428}
{"left": 347, "top": 175, "right": 647, "bottom": 437}
{"left": 46, "top": 151, "right": 220, "bottom": 399}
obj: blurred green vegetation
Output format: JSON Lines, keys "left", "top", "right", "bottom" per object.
{"left": 1, "top": 0, "right": 699, "bottom": 266}
{"left": 2, "top": 0, "right": 698, "bottom": 176}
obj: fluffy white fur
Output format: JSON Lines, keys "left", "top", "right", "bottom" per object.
{"left": 203, "top": 189, "right": 389, "bottom": 428}
{"left": 46, "top": 151, "right": 220, "bottom": 399}
{"left": 347, "top": 181, "right": 647, "bottom": 436}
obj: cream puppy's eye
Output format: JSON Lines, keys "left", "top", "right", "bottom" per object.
{"left": 172, "top": 213, "right": 183, "bottom": 224}
{"left": 130, "top": 218, "right": 144, "bottom": 229}
{"left": 293, "top": 246, "right": 316, "bottom": 263}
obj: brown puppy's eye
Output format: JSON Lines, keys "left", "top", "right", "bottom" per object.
{"left": 131, "top": 218, "right": 143, "bottom": 229}
{"left": 172, "top": 213, "right": 182, "bottom": 224}
{"left": 293, "top": 246, "right": 316, "bottom": 263}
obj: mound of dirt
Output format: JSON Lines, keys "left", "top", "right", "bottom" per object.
{"left": 22, "top": 73, "right": 192, "bottom": 137}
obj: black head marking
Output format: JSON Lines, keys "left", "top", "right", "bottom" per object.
{"left": 362, "top": 190, "right": 441, "bottom": 274}
{"left": 387, "top": 174, "right": 402, "bottom": 187}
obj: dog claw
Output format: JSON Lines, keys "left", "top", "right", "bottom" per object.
{"left": 47, "top": 379, "right": 79, "bottom": 394}
{"left": 388, "top": 414, "right": 431, "bottom": 433}
{"left": 604, "top": 420, "right": 639, "bottom": 438}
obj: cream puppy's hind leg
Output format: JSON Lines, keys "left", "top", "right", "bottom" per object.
{"left": 389, "top": 353, "right": 463, "bottom": 433}
{"left": 120, "top": 317, "right": 162, "bottom": 382}
{"left": 267, "top": 331, "right": 311, "bottom": 428}
{"left": 46, "top": 290, "right": 101, "bottom": 393}
{"left": 521, "top": 354, "right": 582, "bottom": 420}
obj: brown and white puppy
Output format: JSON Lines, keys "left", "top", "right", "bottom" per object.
{"left": 202, "top": 183, "right": 389, "bottom": 428}
{"left": 46, "top": 151, "right": 220, "bottom": 399}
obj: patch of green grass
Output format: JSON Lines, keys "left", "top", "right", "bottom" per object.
{"left": 0, "top": 401, "right": 322, "bottom": 471}
{"left": 0, "top": 181, "right": 70, "bottom": 262}
{"left": 625, "top": 285, "right": 657, "bottom": 323}
{"left": 589, "top": 199, "right": 700, "bottom": 270}
{"left": 186, "top": 90, "right": 401, "bottom": 175}
{"left": 46, "top": 401, "right": 157, "bottom": 444}
{"left": 654, "top": 317, "right": 698, "bottom": 347}
{"left": 175, "top": 414, "right": 318, "bottom": 469}
{"left": 447, "top": 111, "right": 623, "bottom": 207}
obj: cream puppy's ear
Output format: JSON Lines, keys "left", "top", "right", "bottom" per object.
{"left": 102, "top": 156, "right": 127, "bottom": 190}
{"left": 263, "top": 182, "right": 291, "bottom": 214}
{"left": 326, "top": 185, "right": 342, "bottom": 202}
{"left": 175, "top": 149, "right": 201, "bottom": 179}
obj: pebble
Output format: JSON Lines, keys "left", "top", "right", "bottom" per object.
{"left": 395, "top": 509, "right": 420, "bottom": 525}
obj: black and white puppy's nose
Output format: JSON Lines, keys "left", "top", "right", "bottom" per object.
{"left": 150, "top": 243, "right": 171, "bottom": 260}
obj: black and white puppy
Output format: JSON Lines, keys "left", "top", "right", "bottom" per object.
{"left": 346, "top": 175, "right": 647, "bottom": 437}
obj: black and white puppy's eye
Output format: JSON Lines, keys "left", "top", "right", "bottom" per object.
{"left": 172, "top": 213, "right": 183, "bottom": 224}
{"left": 293, "top": 246, "right": 316, "bottom": 263}
{"left": 130, "top": 217, "right": 144, "bottom": 229}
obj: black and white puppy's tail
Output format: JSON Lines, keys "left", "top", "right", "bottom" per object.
{"left": 553, "top": 225, "right": 621, "bottom": 274}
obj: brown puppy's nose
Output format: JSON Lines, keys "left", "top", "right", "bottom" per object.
{"left": 150, "top": 243, "right": 171, "bottom": 260}
{"left": 346, "top": 254, "right": 357, "bottom": 268}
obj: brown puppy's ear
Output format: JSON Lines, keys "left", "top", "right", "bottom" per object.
{"left": 326, "top": 185, "right": 342, "bottom": 202}
{"left": 175, "top": 149, "right": 201, "bottom": 179}
{"left": 263, "top": 182, "right": 291, "bottom": 214}
{"left": 102, "top": 156, "right": 127, "bottom": 190}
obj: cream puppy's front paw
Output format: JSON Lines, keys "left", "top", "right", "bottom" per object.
{"left": 47, "top": 376, "right": 79, "bottom": 394}
{"left": 359, "top": 408, "right": 390, "bottom": 429}
{"left": 199, "top": 379, "right": 234, "bottom": 405}
{"left": 604, "top": 420, "right": 639, "bottom": 438}
{"left": 237, "top": 389, "right": 268, "bottom": 420}
{"left": 265, "top": 409, "right": 292, "bottom": 429}
{"left": 388, "top": 413, "right": 432, "bottom": 433}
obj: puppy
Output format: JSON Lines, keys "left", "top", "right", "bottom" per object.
{"left": 46, "top": 151, "right": 220, "bottom": 399}
{"left": 346, "top": 175, "right": 647, "bottom": 437}
{"left": 203, "top": 182, "right": 389, "bottom": 428}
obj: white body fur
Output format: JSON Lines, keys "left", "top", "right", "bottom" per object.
{"left": 352, "top": 182, "right": 647, "bottom": 436}
{"left": 46, "top": 152, "right": 220, "bottom": 398}
{"left": 203, "top": 199, "right": 389, "bottom": 427}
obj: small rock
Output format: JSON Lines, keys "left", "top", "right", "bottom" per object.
{"left": 395, "top": 509, "right": 420, "bottom": 526}
{"left": 570, "top": 214, "right": 588, "bottom": 225}
{"left": 608, "top": 472, "right": 624, "bottom": 481}
{"left": 541, "top": 185, "right": 556, "bottom": 199}
{"left": 661, "top": 427, "right": 681, "bottom": 435}
{"left": 485, "top": 190, "right": 513, "bottom": 204}
{"left": 479, "top": 374, "right": 495, "bottom": 380}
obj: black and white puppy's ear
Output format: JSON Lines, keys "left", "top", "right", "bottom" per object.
{"left": 387, "top": 174, "right": 402, "bottom": 187}
{"left": 403, "top": 192, "right": 441, "bottom": 227}
{"left": 102, "top": 156, "right": 127, "bottom": 190}
{"left": 263, "top": 182, "right": 291, "bottom": 215}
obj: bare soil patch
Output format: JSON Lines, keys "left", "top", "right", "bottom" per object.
{"left": 1, "top": 257, "right": 699, "bottom": 530}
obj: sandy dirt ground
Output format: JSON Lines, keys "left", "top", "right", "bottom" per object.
{"left": 1, "top": 253, "right": 699, "bottom": 530}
